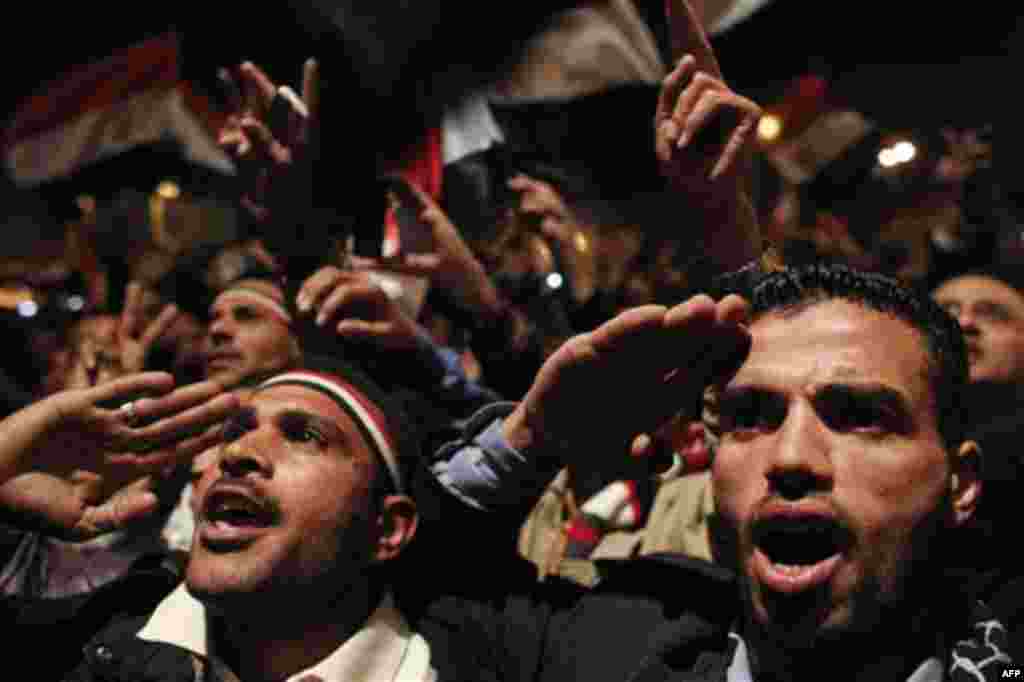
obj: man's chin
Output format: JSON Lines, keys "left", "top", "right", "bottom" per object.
{"left": 748, "top": 598, "right": 859, "bottom": 655}
{"left": 203, "top": 366, "right": 246, "bottom": 390}
{"left": 184, "top": 552, "right": 271, "bottom": 606}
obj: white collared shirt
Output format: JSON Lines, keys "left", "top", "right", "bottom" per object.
{"left": 138, "top": 585, "right": 436, "bottom": 682}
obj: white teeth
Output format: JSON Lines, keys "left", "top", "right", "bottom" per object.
{"left": 773, "top": 563, "right": 811, "bottom": 576}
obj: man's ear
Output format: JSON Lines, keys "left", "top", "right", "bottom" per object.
{"left": 950, "top": 440, "right": 982, "bottom": 527}
{"left": 374, "top": 495, "right": 418, "bottom": 563}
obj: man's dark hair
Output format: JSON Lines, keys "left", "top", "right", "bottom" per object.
{"left": 725, "top": 263, "right": 969, "bottom": 448}
{"left": 933, "top": 263, "right": 1024, "bottom": 298}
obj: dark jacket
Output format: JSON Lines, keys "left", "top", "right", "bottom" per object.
{"left": 31, "top": 553, "right": 737, "bottom": 682}
{"left": 5, "top": 445, "right": 1015, "bottom": 682}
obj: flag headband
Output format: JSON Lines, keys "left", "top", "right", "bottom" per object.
{"left": 259, "top": 371, "right": 403, "bottom": 493}
{"left": 212, "top": 286, "right": 293, "bottom": 327}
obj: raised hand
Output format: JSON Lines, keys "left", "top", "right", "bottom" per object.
{"left": 653, "top": 1, "right": 762, "bottom": 269}
{"left": 502, "top": 294, "right": 750, "bottom": 480}
{"left": 0, "top": 373, "right": 239, "bottom": 540}
{"left": 218, "top": 59, "right": 319, "bottom": 222}
{"left": 296, "top": 266, "right": 423, "bottom": 351}
{"left": 655, "top": 56, "right": 761, "bottom": 191}
{"left": 507, "top": 174, "right": 578, "bottom": 245}
{"left": 118, "top": 281, "right": 180, "bottom": 375}
{"left": 348, "top": 182, "right": 505, "bottom": 318}
{"left": 507, "top": 174, "right": 599, "bottom": 304}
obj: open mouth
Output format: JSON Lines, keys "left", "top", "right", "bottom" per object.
{"left": 751, "top": 513, "right": 851, "bottom": 593}
{"left": 199, "top": 488, "right": 278, "bottom": 548}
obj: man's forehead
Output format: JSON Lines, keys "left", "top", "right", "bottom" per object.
{"left": 212, "top": 279, "right": 286, "bottom": 307}
{"left": 209, "top": 278, "right": 292, "bottom": 327}
{"left": 245, "top": 383, "right": 379, "bottom": 463}
{"left": 249, "top": 383, "right": 349, "bottom": 423}
{"left": 236, "top": 278, "right": 285, "bottom": 301}
{"left": 934, "top": 275, "right": 1024, "bottom": 308}
{"left": 245, "top": 382, "right": 358, "bottom": 436}
{"left": 731, "top": 300, "right": 930, "bottom": 396}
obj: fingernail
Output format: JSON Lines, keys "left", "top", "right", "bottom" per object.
{"left": 662, "top": 120, "right": 679, "bottom": 142}
{"left": 296, "top": 294, "right": 310, "bottom": 313}
{"left": 677, "top": 130, "right": 690, "bottom": 149}
{"left": 315, "top": 312, "right": 326, "bottom": 326}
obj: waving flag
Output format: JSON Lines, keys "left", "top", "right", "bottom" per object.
{"left": 4, "top": 33, "right": 232, "bottom": 187}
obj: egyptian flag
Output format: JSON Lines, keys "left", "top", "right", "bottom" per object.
{"left": 4, "top": 33, "right": 233, "bottom": 188}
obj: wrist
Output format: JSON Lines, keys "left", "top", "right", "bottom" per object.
{"left": 502, "top": 402, "right": 537, "bottom": 454}
{"left": 0, "top": 396, "right": 65, "bottom": 483}
{"left": 503, "top": 399, "right": 569, "bottom": 467}
{"left": 463, "top": 264, "right": 506, "bottom": 322}
{"left": 702, "top": 191, "right": 762, "bottom": 269}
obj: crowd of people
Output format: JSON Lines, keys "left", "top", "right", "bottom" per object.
{"left": 2, "top": 1, "right": 1021, "bottom": 680}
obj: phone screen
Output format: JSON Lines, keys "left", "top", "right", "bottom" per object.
{"left": 386, "top": 178, "right": 435, "bottom": 255}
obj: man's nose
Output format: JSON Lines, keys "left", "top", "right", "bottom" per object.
{"left": 207, "top": 315, "right": 235, "bottom": 344}
{"left": 766, "top": 403, "right": 833, "bottom": 500}
{"left": 955, "top": 307, "right": 980, "bottom": 334}
{"left": 218, "top": 441, "right": 272, "bottom": 478}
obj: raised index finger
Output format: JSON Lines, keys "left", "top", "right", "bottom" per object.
{"left": 666, "top": 0, "right": 722, "bottom": 79}
{"left": 119, "top": 281, "right": 143, "bottom": 339}
{"left": 302, "top": 58, "right": 319, "bottom": 123}
{"left": 86, "top": 372, "right": 176, "bottom": 408}
{"left": 238, "top": 61, "right": 278, "bottom": 114}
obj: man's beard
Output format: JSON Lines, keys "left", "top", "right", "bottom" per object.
{"left": 201, "top": 506, "right": 380, "bottom": 626}
{"left": 709, "top": 489, "right": 956, "bottom": 655}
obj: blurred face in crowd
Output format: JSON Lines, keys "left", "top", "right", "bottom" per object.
{"left": 187, "top": 382, "right": 415, "bottom": 610}
{"left": 933, "top": 274, "right": 1024, "bottom": 386}
{"left": 711, "top": 300, "right": 978, "bottom": 647}
{"left": 202, "top": 279, "right": 301, "bottom": 390}
{"left": 162, "top": 311, "right": 207, "bottom": 385}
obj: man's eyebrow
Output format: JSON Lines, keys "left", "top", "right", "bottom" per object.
{"left": 814, "top": 382, "right": 914, "bottom": 414}
{"left": 975, "top": 300, "right": 1013, "bottom": 316}
{"left": 719, "top": 380, "right": 912, "bottom": 406}
{"left": 717, "top": 384, "right": 779, "bottom": 405}
{"left": 276, "top": 408, "right": 351, "bottom": 446}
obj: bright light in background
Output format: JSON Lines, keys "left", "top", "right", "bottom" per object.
{"left": 66, "top": 295, "right": 85, "bottom": 312}
{"left": 16, "top": 300, "right": 38, "bottom": 318}
{"left": 546, "top": 272, "right": 564, "bottom": 290}
{"left": 878, "top": 140, "right": 917, "bottom": 168}
{"left": 757, "top": 114, "right": 783, "bottom": 142}
{"left": 156, "top": 180, "right": 181, "bottom": 200}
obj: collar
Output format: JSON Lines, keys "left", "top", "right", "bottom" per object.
{"left": 137, "top": 584, "right": 435, "bottom": 682}
{"left": 726, "top": 634, "right": 944, "bottom": 682}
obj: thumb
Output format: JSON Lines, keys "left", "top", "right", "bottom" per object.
{"left": 80, "top": 490, "right": 160, "bottom": 537}
{"left": 240, "top": 117, "right": 292, "bottom": 165}
{"left": 336, "top": 318, "right": 384, "bottom": 336}
{"left": 630, "top": 432, "right": 677, "bottom": 476}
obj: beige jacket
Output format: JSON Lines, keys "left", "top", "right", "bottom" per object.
{"left": 518, "top": 470, "right": 714, "bottom": 586}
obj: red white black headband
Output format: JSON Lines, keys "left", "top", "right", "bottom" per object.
{"left": 212, "top": 286, "right": 293, "bottom": 327}
{"left": 259, "top": 371, "right": 404, "bottom": 493}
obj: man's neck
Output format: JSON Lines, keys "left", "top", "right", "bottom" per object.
{"left": 213, "top": 580, "right": 385, "bottom": 682}
{"left": 742, "top": 612, "right": 944, "bottom": 682}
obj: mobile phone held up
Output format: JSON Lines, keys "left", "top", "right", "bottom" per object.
{"left": 382, "top": 175, "right": 435, "bottom": 256}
